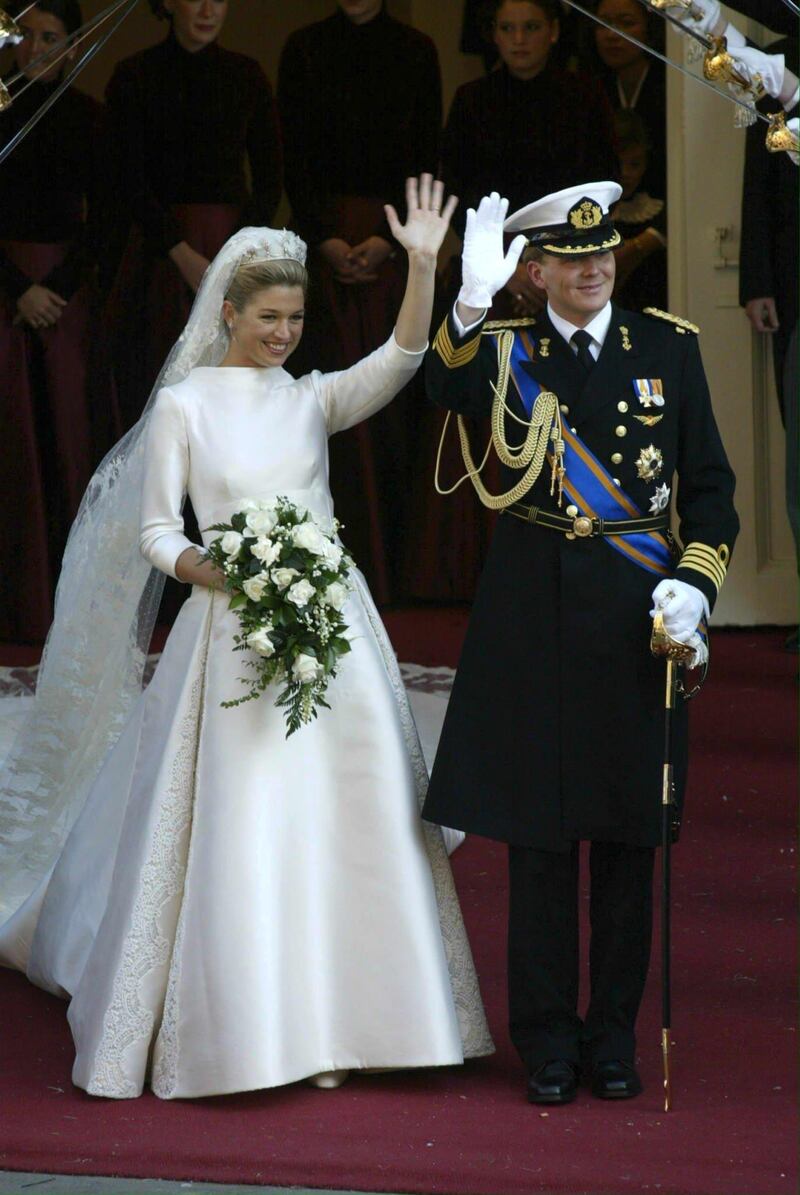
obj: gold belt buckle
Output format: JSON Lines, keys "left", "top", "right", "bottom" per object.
{"left": 572, "top": 515, "right": 593, "bottom": 538}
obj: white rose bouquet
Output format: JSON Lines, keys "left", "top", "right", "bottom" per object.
{"left": 204, "top": 496, "right": 354, "bottom": 735}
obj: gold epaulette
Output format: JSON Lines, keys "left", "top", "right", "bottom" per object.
{"left": 482, "top": 317, "right": 538, "bottom": 334}
{"left": 677, "top": 541, "right": 730, "bottom": 596}
{"left": 432, "top": 316, "right": 481, "bottom": 368}
{"left": 643, "top": 307, "right": 700, "bottom": 335}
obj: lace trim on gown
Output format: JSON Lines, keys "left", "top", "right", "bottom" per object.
{"left": 84, "top": 596, "right": 214, "bottom": 1098}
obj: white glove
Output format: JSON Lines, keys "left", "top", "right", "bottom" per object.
{"left": 730, "top": 46, "right": 785, "bottom": 100}
{"left": 457, "top": 193, "right": 527, "bottom": 311}
{"left": 650, "top": 578, "right": 707, "bottom": 639}
{"left": 662, "top": 0, "right": 720, "bottom": 35}
{"left": 651, "top": 579, "right": 709, "bottom": 669}
{"left": 788, "top": 117, "right": 800, "bottom": 166}
{"left": 721, "top": 21, "right": 746, "bottom": 50}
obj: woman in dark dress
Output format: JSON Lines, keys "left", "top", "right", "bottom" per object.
{"left": 408, "top": 0, "right": 617, "bottom": 601}
{"left": 101, "top": 0, "right": 282, "bottom": 431}
{"left": 593, "top": 0, "right": 667, "bottom": 202}
{"left": 442, "top": 0, "right": 618, "bottom": 320}
{"left": 277, "top": 0, "right": 442, "bottom": 604}
{"left": 611, "top": 109, "right": 667, "bottom": 312}
{"left": 0, "top": 0, "right": 101, "bottom": 643}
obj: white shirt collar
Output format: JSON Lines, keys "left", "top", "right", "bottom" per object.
{"left": 547, "top": 301, "right": 613, "bottom": 354}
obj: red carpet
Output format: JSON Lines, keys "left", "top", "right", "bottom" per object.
{"left": 0, "top": 619, "right": 796, "bottom": 1195}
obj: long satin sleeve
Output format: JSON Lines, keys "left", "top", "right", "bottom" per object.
{"left": 311, "top": 331, "right": 426, "bottom": 436}
{"left": 139, "top": 388, "right": 195, "bottom": 579}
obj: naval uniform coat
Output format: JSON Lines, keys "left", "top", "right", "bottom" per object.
{"left": 423, "top": 304, "right": 739, "bottom": 852}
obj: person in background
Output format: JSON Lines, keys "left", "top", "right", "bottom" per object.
{"left": 100, "top": 0, "right": 282, "bottom": 432}
{"left": 277, "top": 0, "right": 442, "bottom": 605}
{"left": 611, "top": 109, "right": 667, "bottom": 312}
{"left": 0, "top": 0, "right": 101, "bottom": 644}
{"left": 407, "top": 0, "right": 616, "bottom": 603}
{"left": 592, "top": 0, "right": 666, "bottom": 201}
{"left": 443, "top": 0, "right": 617, "bottom": 322}
{"left": 739, "top": 37, "right": 799, "bottom": 648}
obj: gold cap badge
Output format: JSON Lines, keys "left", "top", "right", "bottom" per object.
{"left": 568, "top": 199, "right": 603, "bottom": 231}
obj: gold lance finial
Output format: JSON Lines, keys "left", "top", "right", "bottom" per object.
{"left": 703, "top": 36, "right": 754, "bottom": 93}
{"left": 765, "top": 110, "right": 800, "bottom": 155}
{"left": 0, "top": 8, "right": 23, "bottom": 48}
{"left": 646, "top": 0, "right": 703, "bottom": 17}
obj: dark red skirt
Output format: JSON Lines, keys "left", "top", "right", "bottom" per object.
{"left": 103, "top": 203, "right": 241, "bottom": 432}
{"left": 404, "top": 258, "right": 504, "bottom": 602}
{"left": 0, "top": 240, "right": 93, "bottom": 642}
{"left": 294, "top": 197, "right": 417, "bottom": 604}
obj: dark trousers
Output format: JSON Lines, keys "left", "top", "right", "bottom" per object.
{"left": 508, "top": 841, "right": 655, "bottom": 1071}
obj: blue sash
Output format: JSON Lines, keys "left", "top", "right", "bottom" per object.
{"left": 498, "top": 331, "right": 672, "bottom": 578}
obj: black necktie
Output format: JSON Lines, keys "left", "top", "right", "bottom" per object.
{"left": 571, "top": 329, "right": 595, "bottom": 373}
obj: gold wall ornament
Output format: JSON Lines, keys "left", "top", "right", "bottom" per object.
{"left": 765, "top": 110, "right": 799, "bottom": 155}
{"left": 568, "top": 199, "right": 603, "bottom": 230}
{"left": 539, "top": 337, "right": 550, "bottom": 358}
{"left": 620, "top": 325, "right": 632, "bottom": 351}
{"left": 0, "top": 79, "right": 11, "bottom": 112}
{"left": 636, "top": 443, "right": 664, "bottom": 481}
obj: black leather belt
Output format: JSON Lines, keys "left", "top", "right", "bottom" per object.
{"left": 503, "top": 501, "right": 670, "bottom": 539}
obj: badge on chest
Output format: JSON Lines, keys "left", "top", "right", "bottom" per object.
{"left": 633, "top": 378, "right": 664, "bottom": 408}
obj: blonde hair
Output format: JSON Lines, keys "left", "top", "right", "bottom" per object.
{"left": 224, "top": 259, "right": 309, "bottom": 312}
{"left": 522, "top": 243, "right": 545, "bottom": 264}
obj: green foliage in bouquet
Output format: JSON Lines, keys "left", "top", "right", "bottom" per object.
{"left": 204, "top": 497, "right": 354, "bottom": 736}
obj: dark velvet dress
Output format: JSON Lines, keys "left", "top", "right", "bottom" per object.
{"left": 613, "top": 190, "right": 667, "bottom": 313}
{"left": 278, "top": 6, "right": 442, "bottom": 603}
{"left": 0, "top": 81, "right": 102, "bottom": 642}
{"left": 100, "top": 31, "right": 282, "bottom": 431}
{"left": 599, "top": 62, "right": 667, "bottom": 202}
{"left": 408, "top": 61, "right": 618, "bottom": 601}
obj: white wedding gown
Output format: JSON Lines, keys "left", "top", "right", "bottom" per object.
{"left": 0, "top": 333, "right": 492, "bottom": 1099}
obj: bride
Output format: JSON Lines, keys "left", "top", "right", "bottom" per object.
{"left": 0, "top": 175, "right": 493, "bottom": 1098}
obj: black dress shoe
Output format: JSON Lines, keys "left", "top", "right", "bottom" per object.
{"left": 591, "top": 1059, "right": 643, "bottom": 1099}
{"left": 527, "top": 1060, "right": 579, "bottom": 1105}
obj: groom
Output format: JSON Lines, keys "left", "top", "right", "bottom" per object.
{"left": 423, "top": 185, "right": 739, "bottom": 1103}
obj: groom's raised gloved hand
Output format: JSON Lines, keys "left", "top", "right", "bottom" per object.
{"left": 457, "top": 193, "right": 527, "bottom": 317}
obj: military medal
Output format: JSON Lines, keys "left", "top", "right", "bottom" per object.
{"left": 636, "top": 444, "right": 664, "bottom": 481}
{"left": 633, "top": 379, "right": 664, "bottom": 408}
{"left": 649, "top": 483, "right": 671, "bottom": 514}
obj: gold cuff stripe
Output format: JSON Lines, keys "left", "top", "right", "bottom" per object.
{"left": 433, "top": 319, "right": 481, "bottom": 368}
{"left": 678, "top": 543, "right": 728, "bottom": 591}
{"left": 680, "top": 542, "right": 729, "bottom": 577}
{"left": 679, "top": 552, "right": 727, "bottom": 586}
